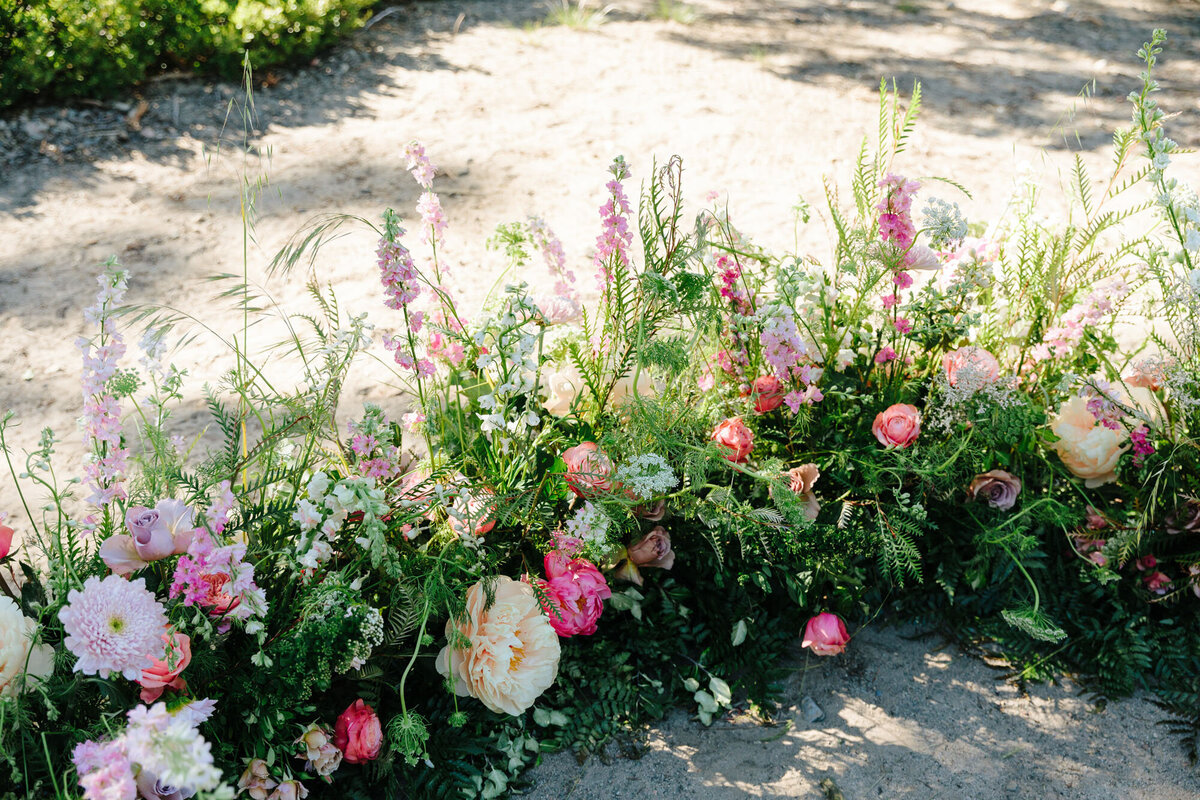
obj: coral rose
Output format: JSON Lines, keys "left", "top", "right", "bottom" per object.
{"left": 614, "top": 526, "right": 675, "bottom": 587}
{"left": 334, "top": 699, "right": 382, "bottom": 764}
{"left": 562, "top": 442, "right": 615, "bottom": 497}
{"left": 749, "top": 375, "right": 786, "bottom": 413}
{"left": 536, "top": 552, "right": 612, "bottom": 637}
{"left": 967, "top": 470, "right": 1021, "bottom": 511}
{"left": 942, "top": 346, "right": 1000, "bottom": 387}
{"left": 139, "top": 631, "right": 192, "bottom": 703}
{"left": 802, "top": 612, "right": 850, "bottom": 656}
{"left": 712, "top": 417, "right": 754, "bottom": 463}
{"left": 872, "top": 404, "right": 921, "bottom": 449}
{"left": 436, "top": 576, "right": 561, "bottom": 716}
{"left": 1050, "top": 396, "right": 1128, "bottom": 487}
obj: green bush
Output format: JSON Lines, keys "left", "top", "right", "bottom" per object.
{"left": 0, "top": 0, "right": 377, "bottom": 109}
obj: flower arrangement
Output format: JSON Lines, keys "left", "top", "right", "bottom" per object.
{"left": 1, "top": 30, "right": 1199, "bottom": 799}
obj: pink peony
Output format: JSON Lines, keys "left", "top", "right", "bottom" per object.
{"left": 942, "top": 346, "right": 1000, "bottom": 387}
{"left": 536, "top": 552, "right": 612, "bottom": 637}
{"left": 802, "top": 612, "right": 850, "bottom": 656}
{"left": 562, "top": 442, "right": 615, "bottom": 497}
{"left": 749, "top": 375, "right": 785, "bottom": 414}
{"left": 139, "top": 632, "right": 191, "bottom": 703}
{"left": 334, "top": 699, "right": 382, "bottom": 764}
{"left": 872, "top": 404, "right": 921, "bottom": 449}
{"left": 712, "top": 417, "right": 754, "bottom": 463}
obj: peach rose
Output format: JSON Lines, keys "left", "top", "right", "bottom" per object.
{"left": 139, "top": 631, "right": 191, "bottom": 703}
{"left": 872, "top": 403, "right": 921, "bottom": 449}
{"left": 749, "top": 375, "right": 785, "bottom": 414}
{"left": 334, "top": 699, "right": 382, "bottom": 764}
{"left": 942, "top": 346, "right": 1000, "bottom": 387}
{"left": 712, "top": 417, "right": 754, "bottom": 463}
{"left": 562, "top": 442, "right": 615, "bottom": 497}
{"left": 0, "top": 596, "right": 54, "bottom": 697}
{"left": 1050, "top": 396, "right": 1128, "bottom": 487}
{"left": 436, "top": 576, "right": 561, "bottom": 716}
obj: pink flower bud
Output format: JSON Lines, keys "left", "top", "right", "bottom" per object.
{"left": 802, "top": 612, "right": 850, "bottom": 656}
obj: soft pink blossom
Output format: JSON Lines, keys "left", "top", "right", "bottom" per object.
{"left": 562, "top": 442, "right": 615, "bottom": 497}
{"left": 802, "top": 612, "right": 850, "bottom": 656}
{"left": 139, "top": 632, "right": 191, "bottom": 703}
{"left": 872, "top": 404, "right": 921, "bottom": 449}
{"left": 749, "top": 375, "right": 785, "bottom": 413}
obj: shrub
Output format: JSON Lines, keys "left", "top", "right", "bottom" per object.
{"left": 0, "top": 0, "right": 377, "bottom": 109}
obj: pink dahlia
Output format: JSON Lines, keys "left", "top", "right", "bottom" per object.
{"left": 59, "top": 575, "right": 167, "bottom": 680}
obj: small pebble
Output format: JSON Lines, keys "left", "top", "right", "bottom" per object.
{"left": 801, "top": 695, "right": 825, "bottom": 723}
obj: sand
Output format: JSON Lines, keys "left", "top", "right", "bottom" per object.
{"left": 1, "top": 0, "right": 1199, "bottom": 795}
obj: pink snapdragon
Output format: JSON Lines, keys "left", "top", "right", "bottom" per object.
{"left": 378, "top": 236, "right": 421, "bottom": 310}
{"left": 206, "top": 481, "right": 237, "bottom": 535}
{"left": 79, "top": 268, "right": 132, "bottom": 511}
{"left": 403, "top": 141, "right": 437, "bottom": 189}
{"left": 593, "top": 157, "right": 633, "bottom": 286}
{"left": 717, "top": 255, "right": 754, "bottom": 314}
{"left": 1035, "top": 277, "right": 1130, "bottom": 361}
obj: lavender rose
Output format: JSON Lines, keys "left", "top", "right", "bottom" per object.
{"left": 967, "top": 469, "right": 1021, "bottom": 511}
{"left": 1166, "top": 499, "right": 1200, "bottom": 535}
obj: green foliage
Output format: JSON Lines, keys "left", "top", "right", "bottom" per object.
{"left": 0, "top": 0, "right": 377, "bottom": 108}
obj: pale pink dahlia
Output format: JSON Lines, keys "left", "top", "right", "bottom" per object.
{"left": 59, "top": 575, "right": 167, "bottom": 680}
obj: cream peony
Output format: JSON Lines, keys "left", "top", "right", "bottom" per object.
{"left": 436, "top": 576, "right": 560, "bottom": 716}
{"left": 1050, "top": 396, "right": 1128, "bottom": 487}
{"left": 609, "top": 372, "right": 663, "bottom": 406}
{"left": 0, "top": 596, "right": 54, "bottom": 697}
{"left": 542, "top": 365, "right": 584, "bottom": 418}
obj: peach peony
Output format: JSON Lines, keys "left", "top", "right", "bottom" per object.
{"left": 1050, "top": 396, "right": 1128, "bottom": 487}
{"left": 872, "top": 403, "right": 921, "bottom": 449}
{"left": 712, "top": 417, "right": 754, "bottom": 463}
{"left": 942, "top": 346, "right": 1000, "bottom": 387}
{"left": 436, "top": 577, "right": 560, "bottom": 716}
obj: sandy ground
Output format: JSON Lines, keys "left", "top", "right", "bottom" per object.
{"left": 1, "top": 0, "right": 1199, "bottom": 794}
{"left": 526, "top": 626, "right": 1196, "bottom": 799}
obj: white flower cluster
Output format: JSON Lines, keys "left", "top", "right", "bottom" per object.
{"left": 125, "top": 702, "right": 222, "bottom": 792}
{"left": 564, "top": 502, "right": 611, "bottom": 553}
{"left": 615, "top": 453, "right": 678, "bottom": 501}
{"left": 472, "top": 297, "right": 546, "bottom": 452}
{"left": 922, "top": 197, "right": 968, "bottom": 250}
{"left": 292, "top": 472, "right": 389, "bottom": 571}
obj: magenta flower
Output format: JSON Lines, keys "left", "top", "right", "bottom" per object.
{"left": 535, "top": 552, "right": 612, "bottom": 637}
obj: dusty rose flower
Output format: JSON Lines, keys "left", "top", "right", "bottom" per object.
{"left": 632, "top": 498, "right": 666, "bottom": 521}
{"left": 1188, "top": 565, "right": 1200, "bottom": 599}
{"left": 139, "top": 631, "right": 191, "bottom": 703}
{"left": 712, "top": 417, "right": 754, "bottom": 463}
{"left": 942, "top": 346, "right": 1000, "bottom": 387}
{"left": 967, "top": 470, "right": 1021, "bottom": 511}
{"left": 334, "top": 699, "right": 382, "bottom": 764}
{"left": 1072, "top": 535, "right": 1108, "bottom": 567}
{"left": 296, "top": 724, "right": 342, "bottom": 780}
{"left": 0, "top": 523, "right": 12, "bottom": 559}
{"left": 785, "top": 464, "right": 821, "bottom": 521}
{"left": 437, "top": 576, "right": 560, "bottom": 715}
{"left": 749, "top": 375, "right": 785, "bottom": 413}
{"left": 614, "top": 526, "right": 675, "bottom": 587}
{"left": 237, "top": 759, "right": 277, "bottom": 800}
{"left": 99, "top": 500, "right": 198, "bottom": 576}
{"left": 802, "top": 612, "right": 849, "bottom": 656}
{"left": 1085, "top": 506, "right": 1110, "bottom": 530}
{"left": 562, "top": 442, "right": 615, "bottom": 497}
{"left": 872, "top": 403, "right": 921, "bottom": 449}
{"left": 1166, "top": 499, "right": 1200, "bottom": 535}
{"left": 1144, "top": 571, "right": 1172, "bottom": 595}
{"left": 1050, "top": 396, "right": 1128, "bottom": 487}
{"left": 268, "top": 781, "right": 308, "bottom": 800}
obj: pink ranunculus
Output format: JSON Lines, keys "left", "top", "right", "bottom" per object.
{"left": 802, "top": 612, "right": 850, "bottom": 656}
{"left": 942, "top": 346, "right": 1000, "bottom": 387}
{"left": 334, "top": 699, "right": 383, "bottom": 764}
{"left": 0, "top": 524, "right": 12, "bottom": 559}
{"left": 561, "top": 442, "right": 615, "bottom": 497}
{"left": 139, "top": 632, "right": 192, "bottom": 703}
{"left": 712, "top": 417, "right": 754, "bottom": 463}
{"left": 536, "top": 552, "right": 612, "bottom": 637}
{"left": 872, "top": 403, "right": 921, "bottom": 449}
{"left": 749, "top": 375, "right": 786, "bottom": 414}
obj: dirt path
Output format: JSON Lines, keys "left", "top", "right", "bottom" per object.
{"left": 1, "top": 0, "right": 1199, "bottom": 794}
